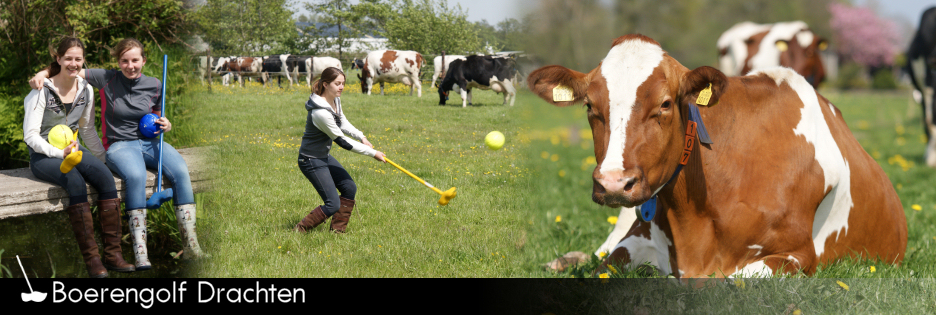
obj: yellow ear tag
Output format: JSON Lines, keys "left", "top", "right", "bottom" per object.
{"left": 696, "top": 83, "right": 712, "bottom": 106}
{"left": 775, "top": 41, "right": 788, "bottom": 52}
{"left": 818, "top": 42, "right": 828, "bottom": 51}
{"left": 552, "top": 84, "right": 574, "bottom": 102}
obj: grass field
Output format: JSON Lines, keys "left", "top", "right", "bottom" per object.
{"left": 183, "top": 77, "right": 537, "bottom": 277}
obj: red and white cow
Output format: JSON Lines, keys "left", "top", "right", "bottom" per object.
{"left": 528, "top": 34, "right": 906, "bottom": 278}
{"left": 357, "top": 50, "right": 424, "bottom": 97}
{"left": 301, "top": 56, "right": 343, "bottom": 87}
{"left": 717, "top": 21, "right": 828, "bottom": 87}
{"left": 431, "top": 55, "right": 466, "bottom": 88}
{"left": 222, "top": 56, "right": 263, "bottom": 87}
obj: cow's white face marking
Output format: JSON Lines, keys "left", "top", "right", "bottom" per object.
{"left": 796, "top": 31, "right": 814, "bottom": 48}
{"left": 717, "top": 22, "right": 771, "bottom": 76}
{"left": 598, "top": 39, "right": 665, "bottom": 174}
{"left": 749, "top": 21, "right": 810, "bottom": 72}
{"left": 751, "top": 67, "right": 854, "bottom": 258}
{"left": 612, "top": 220, "right": 673, "bottom": 275}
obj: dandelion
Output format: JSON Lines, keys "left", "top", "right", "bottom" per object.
{"left": 793, "top": 310, "right": 802, "bottom": 315}
{"left": 607, "top": 216, "right": 618, "bottom": 225}
{"left": 607, "top": 265, "right": 618, "bottom": 274}
{"left": 836, "top": 280, "right": 849, "bottom": 291}
{"left": 541, "top": 151, "right": 550, "bottom": 159}
{"left": 555, "top": 215, "right": 562, "bottom": 223}
{"left": 599, "top": 273, "right": 609, "bottom": 278}
{"left": 870, "top": 266, "right": 876, "bottom": 273}
{"left": 733, "top": 279, "right": 745, "bottom": 289}
{"left": 912, "top": 204, "right": 922, "bottom": 211}
{"left": 550, "top": 154, "right": 559, "bottom": 162}
{"left": 599, "top": 252, "right": 607, "bottom": 258}
{"left": 558, "top": 170, "right": 566, "bottom": 177}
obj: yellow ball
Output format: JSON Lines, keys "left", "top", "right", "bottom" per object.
{"left": 48, "top": 125, "right": 74, "bottom": 150}
{"left": 484, "top": 131, "right": 505, "bottom": 150}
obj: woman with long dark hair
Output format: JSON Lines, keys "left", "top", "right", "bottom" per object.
{"left": 30, "top": 38, "right": 204, "bottom": 270}
{"left": 23, "top": 37, "right": 134, "bottom": 277}
{"left": 294, "top": 67, "right": 386, "bottom": 233}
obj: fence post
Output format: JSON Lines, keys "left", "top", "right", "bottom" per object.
{"left": 207, "top": 48, "right": 212, "bottom": 92}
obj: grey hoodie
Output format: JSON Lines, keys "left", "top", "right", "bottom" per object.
{"left": 299, "top": 93, "right": 375, "bottom": 158}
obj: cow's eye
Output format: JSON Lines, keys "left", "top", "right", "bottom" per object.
{"left": 661, "top": 100, "right": 672, "bottom": 110}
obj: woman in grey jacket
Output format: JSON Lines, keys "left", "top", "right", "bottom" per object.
{"left": 294, "top": 67, "right": 386, "bottom": 233}
{"left": 23, "top": 37, "right": 134, "bottom": 277}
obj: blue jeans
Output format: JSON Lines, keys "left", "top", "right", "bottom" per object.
{"left": 298, "top": 155, "right": 357, "bottom": 216}
{"left": 29, "top": 145, "right": 118, "bottom": 205}
{"left": 106, "top": 139, "right": 194, "bottom": 210}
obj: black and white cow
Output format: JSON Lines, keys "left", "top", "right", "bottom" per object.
{"left": 437, "top": 55, "right": 517, "bottom": 107}
{"left": 906, "top": 6, "right": 936, "bottom": 167}
{"left": 197, "top": 56, "right": 232, "bottom": 84}
{"left": 261, "top": 54, "right": 299, "bottom": 87}
{"left": 350, "top": 58, "right": 364, "bottom": 70}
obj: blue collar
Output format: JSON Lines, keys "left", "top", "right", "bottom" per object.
{"left": 638, "top": 101, "right": 712, "bottom": 222}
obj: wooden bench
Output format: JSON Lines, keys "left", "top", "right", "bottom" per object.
{"left": 0, "top": 147, "right": 212, "bottom": 219}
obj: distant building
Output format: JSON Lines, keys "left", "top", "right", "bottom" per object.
{"left": 296, "top": 22, "right": 388, "bottom": 53}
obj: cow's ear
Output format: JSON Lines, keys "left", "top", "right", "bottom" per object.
{"left": 679, "top": 66, "right": 728, "bottom": 106}
{"left": 526, "top": 65, "right": 589, "bottom": 107}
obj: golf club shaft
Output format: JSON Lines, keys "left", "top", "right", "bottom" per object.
{"left": 384, "top": 157, "right": 444, "bottom": 195}
{"left": 15, "top": 255, "right": 34, "bottom": 292}
{"left": 157, "top": 54, "right": 167, "bottom": 192}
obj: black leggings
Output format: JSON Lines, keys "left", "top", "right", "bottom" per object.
{"left": 298, "top": 155, "right": 357, "bottom": 216}
{"left": 29, "top": 145, "right": 118, "bottom": 206}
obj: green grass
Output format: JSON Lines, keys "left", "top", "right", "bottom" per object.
{"left": 183, "top": 79, "right": 533, "bottom": 277}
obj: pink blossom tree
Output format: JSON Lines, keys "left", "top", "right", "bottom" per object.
{"left": 828, "top": 2, "right": 901, "bottom": 67}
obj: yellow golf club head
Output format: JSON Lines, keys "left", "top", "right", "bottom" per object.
{"left": 438, "top": 187, "right": 457, "bottom": 205}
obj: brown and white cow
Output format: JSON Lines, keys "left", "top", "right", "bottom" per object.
{"left": 357, "top": 50, "right": 424, "bottom": 97}
{"left": 222, "top": 57, "right": 263, "bottom": 87}
{"left": 717, "top": 21, "right": 828, "bottom": 87}
{"left": 528, "top": 34, "right": 906, "bottom": 278}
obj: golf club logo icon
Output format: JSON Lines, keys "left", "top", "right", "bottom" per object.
{"left": 16, "top": 255, "right": 47, "bottom": 302}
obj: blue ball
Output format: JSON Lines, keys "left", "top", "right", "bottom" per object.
{"left": 139, "top": 113, "right": 160, "bottom": 138}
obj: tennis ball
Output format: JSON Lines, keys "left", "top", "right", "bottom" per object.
{"left": 485, "top": 131, "right": 505, "bottom": 150}
{"left": 48, "top": 125, "right": 74, "bottom": 149}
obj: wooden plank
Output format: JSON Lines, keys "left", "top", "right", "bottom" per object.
{"left": 0, "top": 147, "right": 212, "bottom": 219}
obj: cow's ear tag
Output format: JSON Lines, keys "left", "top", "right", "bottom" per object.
{"left": 818, "top": 41, "right": 828, "bottom": 51}
{"left": 552, "top": 85, "right": 574, "bottom": 102}
{"left": 776, "top": 41, "right": 788, "bottom": 52}
{"left": 696, "top": 83, "right": 712, "bottom": 106}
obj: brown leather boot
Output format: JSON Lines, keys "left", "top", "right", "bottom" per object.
{"left": 65, "top": 202, "right": 107, "bottom": 278}
{"left": 330, "top": 197, "right": 355, "bottom": 233}
{"left": 294, "top": 206, "right": 328, "bottom": 233}
{"left": 98, "top": 198, "right": 135, "bottom": 272}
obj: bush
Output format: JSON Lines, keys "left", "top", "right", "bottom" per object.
{"left": 836, "top": 62, "right": 869, "bottom": 90}
{"left": 871, "top": 68, "right": 898, "bottom": 90}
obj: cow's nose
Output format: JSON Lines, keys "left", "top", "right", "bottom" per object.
{"left": 595, "top": 170, "right": 637, "bottom": 194}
